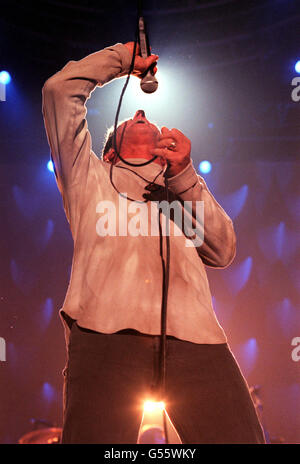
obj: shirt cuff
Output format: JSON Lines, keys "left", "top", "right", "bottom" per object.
{"left": 167, "top": 161, "right": 201, "bottom": 195}
{"left": 111, "top": 43, "right": 133, "bottom": 77}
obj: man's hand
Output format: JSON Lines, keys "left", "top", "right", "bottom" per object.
{"left": 124, "top": 42, "right": 158, "bottom": 78}
{"left": 152, "top": 127, "right": 191, "bottom": 177}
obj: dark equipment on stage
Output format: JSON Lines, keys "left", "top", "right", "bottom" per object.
{"left": 18, "top": 418, "right": 61, "bottom": 444}
{"left": 18, "top": 428, "right": 62, "bottom": 444}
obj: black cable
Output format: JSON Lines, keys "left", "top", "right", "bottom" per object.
{"left": 157, "top": 172, "right": 170, "bottom": 445}
{"left": 109, "top": 159, "right": 171, "bottom": 445}
{"left": 109, "top": 158, "right": 164, "bottom": 203}
{"left": 108, "top": 0, "right": 171, "bottom": 444}
{"left": 111, "top": 9, "right": 157, "bottom": 168}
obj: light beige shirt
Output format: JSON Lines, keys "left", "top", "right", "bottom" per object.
{"left": 42, "top": 43, "right": 236, "bottom": 345}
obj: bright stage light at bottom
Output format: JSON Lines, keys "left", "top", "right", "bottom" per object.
{"left": 138, "top": 399, "right": 182, "bottom": 444}
{"left": 139, "top": 400, "right": 166, "bottom": 444}
{"left": 143, "top": 400, "right": 165, "bottom": 413}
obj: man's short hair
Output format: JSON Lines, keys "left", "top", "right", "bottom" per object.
{"left": 101, "top": 118, "right": 131, "bottom": 160}
{"left": 102, "top": 126, "right": 115, "bottom": 158}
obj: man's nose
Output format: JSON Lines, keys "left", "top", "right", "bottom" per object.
{"left": 134, "top": 110, "right": 146, "bottom": 119}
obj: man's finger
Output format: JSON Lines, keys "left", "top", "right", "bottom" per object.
{"left": 160, "top": 132, "right": 179, "bottom": 143}
{"left": 170, "top": 128, "right": 184, "bottom": 138}
{"left": 161, "top": 127, "right": 170, "bottom": 135}
{"left": 161, "top": 127, "right": 179, "bottom": 138}
{"left": 144, "top": 55, "right": 158, "bottom": 67}
{"left": 152, "top": 147, "right": 175, "bottom": 158}
{"left": 156, "top": 138, "right": 176, "bottom": 148}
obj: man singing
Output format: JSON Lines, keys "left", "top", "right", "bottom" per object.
{"left": 42, "top": 41, "right": 265, "bottom": 444}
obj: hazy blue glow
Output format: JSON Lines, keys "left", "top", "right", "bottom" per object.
{"left": 243, "top": 338, "right": 258, "bottom": 363}
{"left": 12, "top": 185, "right": 41, "bottom": 219}
{"left": 223, "top": 256, "right": 252, "bottom": 294}
{"left": 42, "top": 298, "right": 54, "bottom": 328}
{"left": 237, "top": 338, "right": 258, "bottom": 375}
{"left": 44, "top": 219, "right": 54, "bottom": 244}
{"left": 221, "top": 185, "right": 248, "bottom": 220}
{"left": 0, "top": 71, "right": 11, "bottom": 85}
{"left": 245, "top": 338, "right": 257, "bottom": 355}
{"left": 10, "top": 259, "right": 36, "bottom": 294}
{"left": 42, "top": 382, "right": 55, "bottom": 402}
{"left": 274, "top": 222, "right": 285, "bottom": 258}
{"left": 269, "top": 298, "right": 299, "bottom": 337}
{"left": 257, "top": 222, "right": 299, "bottom": 263}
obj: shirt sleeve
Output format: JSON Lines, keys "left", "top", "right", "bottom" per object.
{"left": 167, "top": 161, "right": 236, "bottom": 268}
{"left": 42, "top": 43, "right": 132, "bottom": 196}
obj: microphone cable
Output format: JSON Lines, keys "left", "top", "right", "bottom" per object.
{"left": 108, "top": 159, "right": 171, "bottom": 445}
{"left": 111, "top": 0, "right": 157, "bottom": 168}
{"left": 109, "top": 0, "right": 170, "bottom": 444}
{"left": 157, "top": 172, "right": 170, "bottom": 445}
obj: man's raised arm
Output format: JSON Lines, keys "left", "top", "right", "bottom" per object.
{"left": 42, "top": 43, "right": 133, "bottom": 193}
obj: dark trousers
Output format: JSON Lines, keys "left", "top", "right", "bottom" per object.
{"left": 61, "top": 322, "right": 265, "bottom": 444}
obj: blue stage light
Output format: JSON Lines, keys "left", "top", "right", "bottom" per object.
{"left": 221, "top": 184, "right": 248, "bottom": 220}
{"left": 224, "top": 256, "right": 252, "bottom": 295}
{"left": 41, "top": 298, "right": 54, "bottom": 328}
{"left": 0, "top": 71, "right": 11, "bottom": 85}
{"left": 237, "top": 337, "right": 258, "bottom": 376}
{"left": 47, "top": 160, "right": 54, "bottom": 172}
{"left": 42, "top": 382, "right": 55, "bottom": 402}
{"left": 295, "top": 60, "right": 300, "bottom": 74}
{"left": 199, "top": 160, "right": 212, "bottom": 174}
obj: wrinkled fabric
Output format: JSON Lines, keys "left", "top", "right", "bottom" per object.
{"left": 42, "top": 43, "right": 236, "bottom": 345}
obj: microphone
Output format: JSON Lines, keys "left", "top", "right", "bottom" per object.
{"left": 138, "top": 16, "right": 158, "bottom": 94}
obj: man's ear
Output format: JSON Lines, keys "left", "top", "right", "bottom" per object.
{"left": 103, "top": 148, "right": 117, "bottom": 163}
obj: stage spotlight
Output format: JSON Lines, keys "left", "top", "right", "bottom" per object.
{"left": 199, "top": 160, "right": 212, "bottom": 174}
{"left": 47, "top": 160, "right": 54, "bottom": 172}
{"left": 0, "top": 71, "right": 11, "bottom": 85}
{"left": 143, "top": 400, "right": 165, "bottom": 413}
{"left": 295, "top": 60, "right": 300, "bottom": 74}
{"left": 114, "top": 66, "right": 171, "bottom": 120}
{"left": 138, "top": 400, "right": 166, "bottom": 444}
{"left": 138, "top": 399, "right": 182, "bottom": 444}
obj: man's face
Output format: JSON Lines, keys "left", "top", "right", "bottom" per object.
{"left": 115, "top": 110, "right": 160, "bottom": 151}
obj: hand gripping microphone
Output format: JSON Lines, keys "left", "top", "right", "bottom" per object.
{"left": 138, "top": 16, "right": 158, "bottom": 94}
